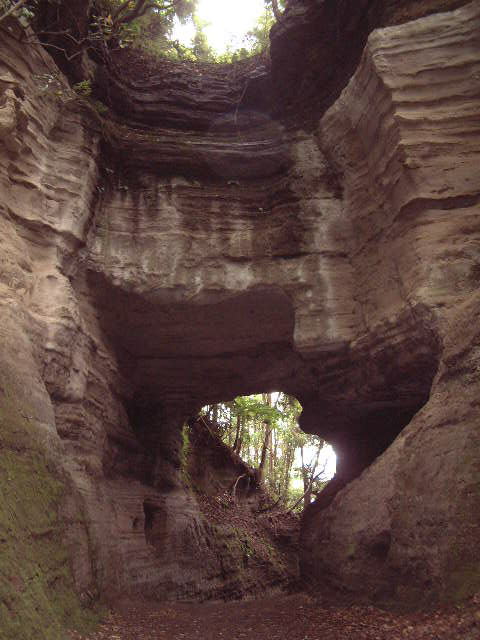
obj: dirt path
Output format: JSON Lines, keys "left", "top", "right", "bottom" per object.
{"left": 71, "top": 593, "right": 480, "bottom": 640}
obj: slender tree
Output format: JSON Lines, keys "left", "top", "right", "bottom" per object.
{"left": 201, "top": 392, "right": 330, "bottom": 509}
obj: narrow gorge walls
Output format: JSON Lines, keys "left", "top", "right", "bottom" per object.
{"left": 0, "top": 1, "right": 479, "bottom": 635}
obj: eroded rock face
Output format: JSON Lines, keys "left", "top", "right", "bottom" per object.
{"left": 300, "top": 0, "right": 480, "bottom": 603}
{"left": 0, "top": 0, "right": 479, "bottom": 621}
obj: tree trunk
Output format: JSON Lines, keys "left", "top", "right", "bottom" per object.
{"left": 271, "top": 0, "right": 284, "bottom": 22}
{"left": 258, "top": 420, "right": 272, "bottom": 483}
{"left": 35, "top": 0, "right": 93, "bottom": 81}
{"left": 237, "top": 416, "right": 246, "bottom": 457}
{"left": 233, "top": 414, "right": 242, "bottom": 452}
{"left": 302, "top": 442, "right": 323, "bottom": 509}
{"left": 282, "top": 442, "right": 294, "bottom": 498}
{"left": 254, "top": 422, "right": 260, "bottom": 466}
{"left": 269, "top": 426, "right": 275, "bottom": 481}
{"left": 300, "top": 446, "right": 310, "bottom": 509}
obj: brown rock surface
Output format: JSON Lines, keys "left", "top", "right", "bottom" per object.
{"left": 300, "top": 0, "right": 480, "bottom": 604}
{"left": 0, "top": 1, "right": 479, "bottom": 633}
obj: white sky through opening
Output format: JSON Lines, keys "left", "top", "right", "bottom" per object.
{"left": 292, "top": 443, "right": 337, "bottom": 488}
{"left": 271, "top": 392, "right": 337, "bottom": 485}
{"left": 172, "top": 0, "right": 267, "bottom": 54}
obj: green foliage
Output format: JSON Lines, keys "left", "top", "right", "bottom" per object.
{"left": 241, "top": 5, "right": 275, "bottom": 57}
{"left": 191, "top": 16, "right": 214, "bottom": 61}
{"left": 73, "top": 79, "right": 92, "bottom": 97}
{"left": 119, "top": 4, "right": 186, "bottom": 57}
{"left": 8, "top": 0, "right": 285, "bottom": 65}
{"left": 10, "top": 0, "right": 197, "bottom": 62}
{"left": 210, "top": 0, "right": 288, "bottom": 62}
{"left": 217, "top": 0, "right": 287, "bottom": 61}
{"left": 107, "top": 0, "right": 283, "bottom": 64}
{"left": 96, "top": 0, "right": 196, "bottom": 49}
{"left": 202, "top": 392, "right": 332, "bottom": 510}
{"left": 91, "top": 99, "right": 109, "bottom": 114}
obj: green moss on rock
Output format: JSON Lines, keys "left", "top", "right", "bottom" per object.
{"left": 0, "top": 385, "right": 100, "bottom": 639}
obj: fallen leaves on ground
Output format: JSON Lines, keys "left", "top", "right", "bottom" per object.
{"left": 70, "top": 592, "right": 480, "bottom": 640}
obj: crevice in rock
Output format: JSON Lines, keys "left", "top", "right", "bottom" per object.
{"left": 143, "top": 499, "right": 167, "bottom": 549}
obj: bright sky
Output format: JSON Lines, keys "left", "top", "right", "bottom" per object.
{"left": 318, "top": 444, "right": 337, "bottom": 480}
{"left": 172, "top": 0, "right": 267, "bottom": 54}
{"left": 293, "top": 443, "right": 337, "bottom": 485}
{"left": 272, "top": 391, "right": 337, "bottom": 484}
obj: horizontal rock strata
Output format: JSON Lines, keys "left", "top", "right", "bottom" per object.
{"left": 301, "top": 0, "right": 480, "bottom": 604}
{"left": 0, "top": 0, "right": 479, "bottom": 629}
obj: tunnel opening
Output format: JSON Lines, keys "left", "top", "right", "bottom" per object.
{"left": 77, "top": 236, "right": 442, "bottom": 603}
{"left": 299, "top": 395, "right": 437, "bottom": 516}
{"left": 192, "top": 392, "right": 336, "bottom": 513}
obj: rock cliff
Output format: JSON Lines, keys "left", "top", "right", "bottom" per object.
{"left": 299, "top": 0, "right": 480, "bottom": 604}
{"left": 0, "top": 0, "right": 479, "bottom": 635}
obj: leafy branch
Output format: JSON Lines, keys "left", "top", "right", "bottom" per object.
{"left": 0, "top": 0, "right": 29, "bottom": 24}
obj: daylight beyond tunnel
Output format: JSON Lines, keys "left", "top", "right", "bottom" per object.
{"left": 81, "top": 256, "right": 440, "bottom": 513}
{"left": 200, "top": 393, "right": 336, "bottom": 512}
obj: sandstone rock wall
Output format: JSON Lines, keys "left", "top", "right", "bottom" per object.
{"left": 0, "top": 0, "right": 479, "bottom": 629}
{"left": 0, "top": 22, "right": 307, "bottom": 615}
{"left": 0, "top": 21, "right": 102, "bottom": 637}
{"left": 301, "top": 0, "right": 480, "bottom": 604}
